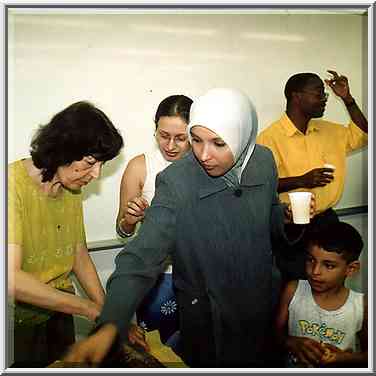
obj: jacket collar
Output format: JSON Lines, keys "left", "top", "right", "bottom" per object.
{"left": 197, "top": 145, "right": 267, "bottom": 199}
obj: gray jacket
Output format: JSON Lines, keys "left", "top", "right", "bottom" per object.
{"left": 99, "top": 146, "right": 288, "bottom": 366}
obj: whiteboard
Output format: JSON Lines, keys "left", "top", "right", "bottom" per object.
{"left": 7, "top": 9, "right": 368, "bottom": 243}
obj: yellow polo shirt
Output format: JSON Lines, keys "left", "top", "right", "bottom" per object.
{"left": 257, "top": 113, "right": 367, "bottom": 214}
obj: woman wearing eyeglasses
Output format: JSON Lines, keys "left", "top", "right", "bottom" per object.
{"left": 116, "top": 95, "right": 192, "bottom": 352}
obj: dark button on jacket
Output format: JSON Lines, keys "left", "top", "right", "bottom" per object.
{"left": 99, "top": 146, "right": 288, "bottom": 367}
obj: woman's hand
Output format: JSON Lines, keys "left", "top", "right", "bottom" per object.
{"left": 123, "top": 197, "right": 149, "bottom": 226}
{"left": 128, "top": 324, "right": 150, "bottom": 352}
{"left": 63, "top": 323, "right": 117, "bottom": 366}
{"left": 84, "top": 299, "right": 102, "bottom": 322}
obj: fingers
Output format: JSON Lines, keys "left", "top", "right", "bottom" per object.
{"left": 126, "top": 197, "right": 149, "bottom": 217}
{"left": 302, "top": 342, "right": 326, "bottom": 366}
{"left": 128, "top": 325, "right": 150, "bottom": 352}
{"left": 130, "top": 325, "right": 145, "bottom": 342}
{"left": 312, "top": 168, "right": 334, "bottom": 186}
{"left": 133, "top": 337, "right": 150, "bottom": 352}
{"left": 309, "top": 195, "right": 316, "bottom": 217}
{"left": 327, "top": 70, "right": 340, "bottom": 79}
{"left": 325, "top": 70, "right": 348, "bottom": 89}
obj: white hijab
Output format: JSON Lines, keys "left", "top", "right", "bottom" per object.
{"left": 188, "top": 88, "right": 258, "bottom": 187}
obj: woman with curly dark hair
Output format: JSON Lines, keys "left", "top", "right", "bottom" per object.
{"left": 8, "top": 101, "right": 125, "bottom": 367}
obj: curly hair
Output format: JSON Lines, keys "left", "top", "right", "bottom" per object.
{"left": 154, "top": 95, "right": 193, "bottom": 129}
{"left": 30, "top": 101, "right": 123, "bottom": 182}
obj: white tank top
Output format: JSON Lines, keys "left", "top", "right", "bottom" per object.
{"left": 142, "top": 146, "right": 172, "bottom": 274}
{"left": 288, "top": 280, "right": 364, "bottom": 352}
{"left": 142, "top": 146, "right": 171, "bottom": 205}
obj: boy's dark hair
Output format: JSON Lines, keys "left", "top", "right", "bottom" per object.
{"left": 30, "top": 101, "right": 124, "bottom": 182}
{"left": 154, "top": 95, "right": 193, "bottom": 129}
{"left": 308, "top": 222, "right": 364, "bottom": 262}
{"left": 284, "top": 72, "right": 321, "bottom": 102}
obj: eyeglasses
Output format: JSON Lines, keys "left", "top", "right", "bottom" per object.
{"left": 300, "top": 91, "right": 329, "bottom": 100}
{"left": 155, "top": 130, "right": 188, "bottom": 145}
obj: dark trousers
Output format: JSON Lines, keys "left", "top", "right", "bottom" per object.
{"left": 275, "top": 208, "right": 339, "bottom": 281}
{"left": 12, "top": 311, "right": 75, "bottom": 367}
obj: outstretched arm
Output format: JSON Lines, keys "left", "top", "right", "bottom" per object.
{"left": 64, "top": 172, "right": 178, "bottom": 364}
{"left": 325, "top": 70, "right": 368, "bottom": 134}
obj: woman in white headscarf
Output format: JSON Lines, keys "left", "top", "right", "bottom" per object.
{"left": 65, "top": 89, "right": 307, "bottom": 367}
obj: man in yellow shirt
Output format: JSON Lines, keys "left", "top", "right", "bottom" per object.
{"left": 257, "top": 70, "right": 368, "bottom": 281}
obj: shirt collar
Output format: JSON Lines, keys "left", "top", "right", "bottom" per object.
{"left": 280, "top": 112, "right": 320, "bottom": 136}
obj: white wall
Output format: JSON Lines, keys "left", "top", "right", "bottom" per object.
{"left": 8, "top": 10, "right": 368, "bottom": 243}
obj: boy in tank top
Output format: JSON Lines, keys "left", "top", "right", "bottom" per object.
{"left": 275, "top": 221, "right": 367, "bottom": 367}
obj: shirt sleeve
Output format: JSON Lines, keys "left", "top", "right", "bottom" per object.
{"left": 345, "top": 121, "right": 368, "bottom": 154}
{"left": 8, "top": 166, "right": 23, "bottom": 245}
{"left": 97, "top": 171, "right": 177, "bottom": 342}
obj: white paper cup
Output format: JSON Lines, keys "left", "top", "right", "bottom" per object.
{"left": 288, "top": 191, "right": 312, "bottom": 224}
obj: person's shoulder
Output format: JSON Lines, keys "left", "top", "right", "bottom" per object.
{"left": 122, "top": 153, "right": 146, "bottom": 183}
{"left": 313, "top": 118, "right": 346, "bottom": 131}
{"left": 255, "top": 143, "right": 273, "bottom": 155}
{"left": 258, "top": 116, "right": 284, "bottom": 136}
{"left": 280, "top": 280, "right": 299, "bottom": 306}
{"left": 285, "top": 280, "right": 299, "bottom": 296}
{"left": 9, "top": 159, "right": 22, "bottom": 172}
{"left": 161, "top": 152, "right": 195, "bottom": 176}
{"left": 257, "top": 120, "right": 285, "bottom": 148}
{"left": 127, "top": 153, "right": 146, "bottom": 170}
{"left": 253, "top": 144, "right": 275, "bottom": 163}
{"left": 349, "top": 287, "right": 366, "bottom": 300}
{"left": 154, "top": 153, "right": 196, "bottom": 200}
{"left": 158, "top": 152, "right": 199, "bottom": 187}
{"left": 8, "top": 159, "right": 26, "bottom": 183}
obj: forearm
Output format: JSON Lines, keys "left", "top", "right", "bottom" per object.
{"left": 73, "top": 249, "right": 105, "bottom": 307}
{"left": 333, "top": 350, "right": 368, "bottom": 365}
{"left": 98, "top": 250, "right": 165, "bottom": 342}
{"left": 321, "top": 349, "right": 368, "bottom": 367}
{"left": 343, "top": 96, "right": 368, "bottom": 134}
{"left": 278, "top": 176, "right": 304, "bottom": 193}
{"left": 14, "top": 269, "right": 98, "bottom": 319}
